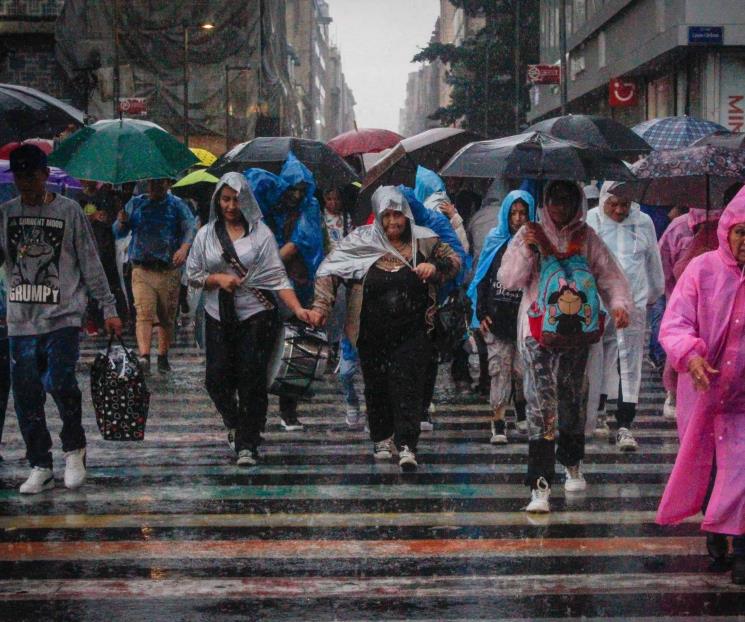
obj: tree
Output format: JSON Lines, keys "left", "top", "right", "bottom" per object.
{"left": 413, "top": 0, "right": 539, "bottom": 138}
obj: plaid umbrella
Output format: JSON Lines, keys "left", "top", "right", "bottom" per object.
{"left": 609, "top": 145, "right": 745, "bottom": 208}
{"left": 632, "top": 116, "right": 727, "bottom": 151}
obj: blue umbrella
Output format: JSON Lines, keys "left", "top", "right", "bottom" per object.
{"left": 632, "top": 115, "right": 727, "bottom": 151}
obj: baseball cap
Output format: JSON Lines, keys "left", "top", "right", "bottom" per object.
{"left": 9, "top": 144, "right": 48, "bottom": 174}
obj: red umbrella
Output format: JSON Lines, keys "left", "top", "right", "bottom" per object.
{"left": 327, "top": 128, "right": 403, "bottom": 157}
{"left": 0, "top": 138, "right": 54, "bottom": 159}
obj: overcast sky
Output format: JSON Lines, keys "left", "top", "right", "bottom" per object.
{"left": 327, "top": 0, "right": 440, "bottom": 134}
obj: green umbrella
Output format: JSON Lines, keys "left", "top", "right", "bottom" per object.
{"left": 48, "top": 119, "right": 199, "bottom": 184}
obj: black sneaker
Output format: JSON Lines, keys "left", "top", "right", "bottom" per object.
{"left": 279, "top": 412, "right": 303, "bottom": 431}
{"left": 157, "top": 355, "right": 171, "bottom": 373}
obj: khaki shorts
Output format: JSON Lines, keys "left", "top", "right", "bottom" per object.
{"left": 131, "top": 266, "right": 181, "bottom": 338}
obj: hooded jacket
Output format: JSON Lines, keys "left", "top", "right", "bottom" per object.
{"left": 414, "top": 165, "right": 469, "bottom": 252}
{"left": 185, "top": 172, "right": 292, "bottom": 322}
{"left": 656, "top": 189, "right": 745, "bottom": 535}
{"left": 497, "top": 182, "right": 632, "bottom": 343}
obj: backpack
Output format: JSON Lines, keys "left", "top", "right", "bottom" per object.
{"left": 528, "top": 228, "right": 605, "bottom": 348}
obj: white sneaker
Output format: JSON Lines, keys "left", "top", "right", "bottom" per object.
{"left": 398, "top": 445, "right": 418, "bottom": 472}
{"left": 594, "top": 412, "right": 610, "bottom": 439}
{"left": 617, "top": 427, "right": 639, "bottom": 452}
{"left": 373, "top": 438, "right": 393, "bottom": 460}
{"left": 515, "top": 419, "right": 528, "bottom": 434}
{"left": 236, "top": 448, "right": 259, "bottom": 466}
{"left": 420, "top": 416, "right": 434, "bottom": 432}
{"left": 663, "top": 392, "right": 677, "bottom": 420}
{"left": 526, "top": 477, "right": 551, "bottom": 513}
{"left": 64, "top": 448, "right": 87, "bottom": 490}
{"left": 345, "top": 406, "right": 363, "bottom": 428}
{"left": 227, "top": 429, "right": 236, "bottom": 453}
{"left": 564, "top": 464, "right": 587, "bottom": 492}
{"left": 19, "top": 467, "right": 55, "bottom": 494}
{"left": 428, "top": 402, "right": 436, "bottom": 415}
{"left": 490, "top": 420, "right": 508, "bottom": 445}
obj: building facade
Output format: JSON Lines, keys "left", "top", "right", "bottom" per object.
{"left": 529, "top": 0, "right": 745, "bottom": 130}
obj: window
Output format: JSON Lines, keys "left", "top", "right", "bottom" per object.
{"left": 573, "top": 0, "right": 586, "bottom": 32}
{"left": 598, "top": 30, "right": 606, "bottom": 68}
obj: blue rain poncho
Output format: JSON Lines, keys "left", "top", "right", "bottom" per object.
{"left": 466, "top": 190, "right": 536, "bottom": 328}
{"left": 414, "top": 165, "right": 447, "bottom": 204}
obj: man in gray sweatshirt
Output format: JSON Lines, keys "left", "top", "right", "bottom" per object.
{"left": 0, "top": 145, "right": 122, "bottom": 494}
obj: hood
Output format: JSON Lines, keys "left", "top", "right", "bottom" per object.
{"left": 243, "top": 168, "right": 289, "bottom": 216}
{"left": 414, "top": 165, "right": 447, "bottom": 204}
{"left": 496, "top": 190, "right": 536, "bottom": 236}
{"left": 372, "top": 185, "right": 417, "bottom": 229}
{"left": 717, "top": 186, "right": 745, "bottom": 266}
{"left": 540, "top": 180, "right": 587, "bottom": 239}
{"left": 209, "top": 172, "right": 263, "bottom": 226}
{"left": 688, "top": 207, "right": 723, "bottom": 230}
{"left": 597, "top": 181, "right": 642, "bottom": 224}
{"left": 280, "top": 151, "right": 317, "bottom": 209}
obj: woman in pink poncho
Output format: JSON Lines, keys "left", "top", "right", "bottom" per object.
{"left": 656, "top": 191, "right": 745, "bottom": 585}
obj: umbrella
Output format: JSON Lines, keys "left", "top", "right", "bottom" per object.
{"left": 690, "top": 130, "right": 743, "bottom": 149}
{"left": 172, "top": 168, "right": 219, "bottom": 189}
{"left": 0, "top": 83, "right": 85, "bottom": 145}
{"left": 0, "top": 138, "right": 55, "bottom": 159}
{"left": 208, "top": 136, "right": 360, "bottom": 190}
{"left": 527, "top": 114, "right": 651, "bottom": 159}
{"left": 327, "top": 128, "right": 403, "bottom": 157}
{"left": 439, "top": 131, "right": 633, "bottom": 182}
{"left": 48, "top": 118, "right": 199, "bottom": 184}
{"left": 0, "top": 159, "right": 81, "bottom": 199}
{"left": 609, "top": 145, "right": 745, "bottom": 209}
{"left": 190, "top": 147, "right": 217, "bottom": 167}
{"left": 353, "top": 127, "right": 482, "bottom": 224}
{"left": 632, "top": 115, "right": 727, "bottom": 151}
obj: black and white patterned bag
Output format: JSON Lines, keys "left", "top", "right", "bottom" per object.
{"left": 90, "top": 337, "right": 150, "bottom": 441}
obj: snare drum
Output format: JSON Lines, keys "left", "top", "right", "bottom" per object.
{"left": 267, "top": 322, "right": 330, "bottom": 398}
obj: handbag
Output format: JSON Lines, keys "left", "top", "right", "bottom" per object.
{"left": 90, "top": 336, "right": 150, "bottom": 441}
{"left": 433, "top": 287, "right": 471, "bottom": 361}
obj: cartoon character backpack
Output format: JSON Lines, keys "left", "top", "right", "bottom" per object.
{"left": 528, "top": 228, "right": 605, "bottom": 348}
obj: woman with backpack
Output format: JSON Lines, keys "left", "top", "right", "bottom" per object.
{"left": 467, "top": 190, "right": 535, "bottom": 445}
{"left": 498, "top": 180, "right": 632, "bottom": 513}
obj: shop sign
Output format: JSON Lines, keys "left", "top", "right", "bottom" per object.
{"left": 609, "top": 78, "right": 637, "bottom": 108}
{"left": 719, "top": 56, "right": 745, "bottom": 132}
{"left": 688, "top": 26, "right": 723, "bottom": 45}
{"left": 118, "top": 97, "right": 147, "bottom": 116}
{"left": 527, "top": 65, "right": 561, "bottom": 85}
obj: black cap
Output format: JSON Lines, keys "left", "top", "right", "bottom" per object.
{"left": 9, "top": 144, "right": 48, "bottom": 174}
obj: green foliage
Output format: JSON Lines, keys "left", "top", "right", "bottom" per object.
{"left": 413, "top": 0, "right": 539, "bottom": 138}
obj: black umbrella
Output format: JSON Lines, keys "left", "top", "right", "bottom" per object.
{"left": 208, "top": 137, "right": 360, "bottom": 190}
{"left": 527, "top": 114, "right": 651, "bottom": 159}
{"left": 439, "top": 131, "right": 634, "bottom": 182}
{"left": 0, "top": 83, "right": 85, "bottom": 145}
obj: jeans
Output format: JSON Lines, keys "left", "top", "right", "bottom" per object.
{"left": 10, "top": 327, "right": 83, "bottom": 469}
{"left": 205, "top": 310, "right": 279, "bottom": 451}
{"left": 338, "top": 337, "right": 360, "bottom": 409}
{"left": 648, "top": 296, "right": 666, "bottom": 366}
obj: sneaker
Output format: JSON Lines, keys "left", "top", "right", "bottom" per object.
{"left": 85, "top": 319, "right": 99, "bottom": 337}
{"left": 345, "top": 406, "right": 363, "bottom": 428}
{"left": 236, "top": 447, "right": 259, "bottom": 466}
{"left": 279, "top": 412, "right": 303, "bottom": 431}
{"left": 617, "top": 427, "right": 639, "bottom": 452}
{"left": 490, "top": 420, "right": 508, "bottom": 445}
{"left": 157, "top": 354, "right": 171, "bottom": 373}
{"left": 373, "top": 438, "right": 393, "bottom": 460}
{"left": 64, "top": 448, "right": 87, "bottom": 489}
{"left": 594, "top": 412, "right": 610, "bottom": 439}
{"left": 19, "top": 467, "right": 55, "bottom": 494}
{"left": 428, "top": 402, "right": 436, "bottom": 415}
{"left": 227, "top": 428, "right": 236, "bottom": 453}
{"left": 564, "top": 463, "right": 587, "bottom": 492}
{"left": 663, "top": 392, "right": 676, "bottom": 420}
{"left": 420, "top": 415, "right": 434, "bottom": 432}
{"left": 525, "top": 477, "right": 551, "bottom": 513}
{"left": 398, "top": 445, "right": 417, "bottom": 472}
{"left": 138, "top": 356, "right": 151, "bottom": 374}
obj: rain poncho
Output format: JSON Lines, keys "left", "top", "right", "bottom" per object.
{"left": 656, "top": 190, "right": 745, "bottom": 535}
{"left": 186, "top": 172, "right": 292, "bottom": 322}
{"left": 414, "top": 166, "right": 469, "bottom": 252}
{"left": 467, "top": 190, "right": 536, "bottom": 328}
{"left": 585, "top": 183, "right": 665, "bottom": 418}
{"left": 316, "top": 186, "right": 437, "bottom": 281}
{"left": 498, "top": 182, "right": 633, "bottom": 344}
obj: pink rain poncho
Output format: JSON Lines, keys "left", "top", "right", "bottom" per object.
{"left": 656, "top": 193, "right": 745, "bottom": 535}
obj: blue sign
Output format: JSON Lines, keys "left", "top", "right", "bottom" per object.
{"left": 688, "top": 26, "right": 723, "bottom": 45}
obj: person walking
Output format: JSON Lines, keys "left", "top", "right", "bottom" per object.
{"left": 498, "top": 180, "right": 632, "bottom": 513}
{"left": 113, "top": 178, "right": 196, "bottom": 373}
{"left": 467, "top": 190, "right": 535, "bottom": 444}
{"left": 0, "top": 145, "right": 122, "bottom": 494}
{"left": 309, "top": 186, "right": 461, "bottom": 472}
{"left": 586, "top": 183, "right": 665, "bottom": 449}
{"left": 656, "top": 189, "right": 745, "bottom": 585}
{"left": 186, "top": 173, "right": 311, "bottom": 465}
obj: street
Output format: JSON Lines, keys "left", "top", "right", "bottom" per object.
{"left": 0, "top": 328, "right": 741, "bottom": 621}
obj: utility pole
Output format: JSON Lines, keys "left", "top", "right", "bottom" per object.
{"left": 113, "top": 0, "right": 121, "bottom": 118}
{"left": 183, "top": 24, "right": 190, "bottom": 146}
{"left": 514, "top": 0, "right": 521, "bottom": 132}
{"left": 559, "top": 0, "right": 568, "bottom": 114}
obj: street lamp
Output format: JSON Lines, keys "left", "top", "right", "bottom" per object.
{"left": 183, "top": 21, "right": 214, "bottom": 146}
{"left": 225, "top": 65, "right": 252, "bottom": 150}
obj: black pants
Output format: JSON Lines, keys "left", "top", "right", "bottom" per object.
{"left": 599, "top": 393, "right": 637, "bottom": 429}
{"left": 421, "top": 354, "right": 438, "bottom": 421}
{"left": 475, "top": 331, "right": 490, "bottom": 387}
{"left": 450, "top": 340, "right": 472, "bottom": 383}
{"left": 0, "top": 337, "right": 9, "bottom": 446}
{"left": 358, "top": 332, "right": 435, "bottom": 451}
{"left": 205, "top": 310, "right": 279, "bottom": 451}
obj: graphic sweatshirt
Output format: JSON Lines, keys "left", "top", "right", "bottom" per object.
{"left": 0, "top": 194, "right": 117, "bottom": 337}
